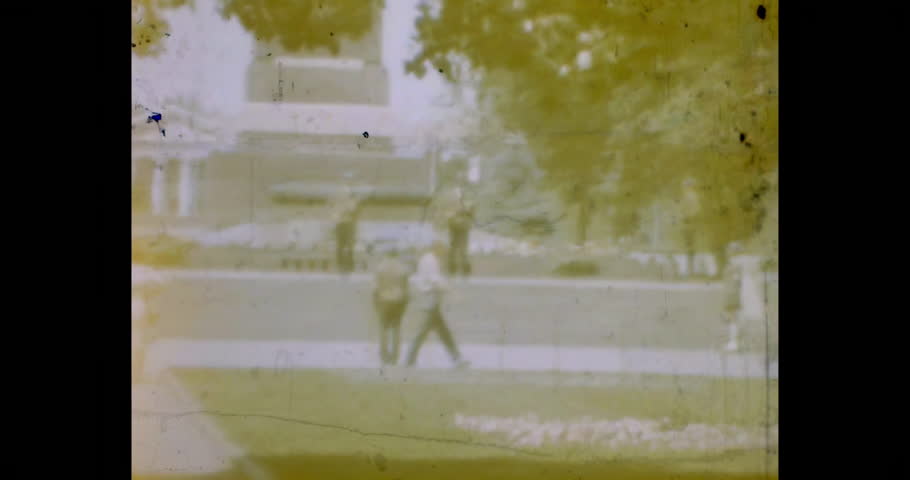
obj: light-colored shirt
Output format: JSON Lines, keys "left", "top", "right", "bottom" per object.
{"left": 414, "top": 252, "right": 447, "bottom": 293}
{"left": 723, "top": 261, "right": 743, "bottom": 311}
{"left": 413, "top": 252, "right": 447, "bottom": 310}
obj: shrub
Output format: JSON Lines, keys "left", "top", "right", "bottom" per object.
{"left": 132, "top": 235, "right": 194, "bottom": 267}
{"left": 553, "top": 259, "right": 600, "bottom": 277}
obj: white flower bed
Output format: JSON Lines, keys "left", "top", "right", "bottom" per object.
{"left": 454, "top": 413, "right": 777, "bottom": 452}
{"left": 172, "top": 221, "right": 544, "bottom": 257}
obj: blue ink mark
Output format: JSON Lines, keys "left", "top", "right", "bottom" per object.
{"left": 146, "top": 112, "right": 165, "bottom": 137}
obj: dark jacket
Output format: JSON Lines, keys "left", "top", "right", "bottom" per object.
{"left": 374, "top": 257, "right": 410, "bottom": 304}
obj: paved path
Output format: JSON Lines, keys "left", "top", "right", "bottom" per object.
{"left": 158, "top": 267, "right": 723, "bottom": 291}
{"left": 146, "top": 269, "right": 776, "bottom": 353}
{"left": 145, "top": 339, "right": 778, "bottom": 380}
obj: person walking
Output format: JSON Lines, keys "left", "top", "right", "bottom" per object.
{"left": 404, "top": 241, "right": 469, "bottom": 368}
{"left": 372, "top": 248, "right": 411, "bottom": 366}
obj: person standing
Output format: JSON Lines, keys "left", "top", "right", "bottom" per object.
{"left": 680, "top": 178, "right": 701, "bottom": 277}
{"left": 446, "top": 184, "right": 475, "bottom": 277}
{"left": 332, "top": 185, "right": 361, "bottom": 275}
{"left": 405, "top": 241, "right": 469, "bottom": 368}
{"left": 721, "top": 245, "right": 744, "bottom": 352}
{"left": 372, "top": 248, "right": 411, "bottom": 366}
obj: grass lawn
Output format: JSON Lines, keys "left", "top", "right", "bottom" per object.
{"left": 165, "top": 368, "right": 778, "bottom": 478}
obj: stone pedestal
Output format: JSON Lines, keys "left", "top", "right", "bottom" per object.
{"left": 177, "top": 160, "right": 198, "bottom": 218}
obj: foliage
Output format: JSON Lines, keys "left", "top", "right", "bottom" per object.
{"left": 132, "top": 0, "right": 191, "bottom": 56}
{"left": 132, "top": 0, "right": 383, "bottom": 56}
{"left": 406, "top": 0, "right": 778, "bottom": 249}
{"left": 221, "top": 0, "right": 383, "bottom": 53}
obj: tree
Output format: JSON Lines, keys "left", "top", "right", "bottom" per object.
{"left": 406, "top": 0, "right": 778, "bottom": 250}
{"left": 220, "top": 0, "right": 383, "bottom": 53}
{"left": 132, "top": 0, "right": 191, "bottom": 56}
{"left": 133, "top": 0, "right": 384, "bottom": 57}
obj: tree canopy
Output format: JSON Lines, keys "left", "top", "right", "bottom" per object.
{"left": 131, "top": 0, "right": 779, "bottom": 256}
{"left": 220, "top": 0, "right": 383, "bottom": 53}
{"left": 132, "top": 0, "right": 384, "bottom": 57}
{"left": 132, "top": 0, "right": 190, "bottom": 56}
{"left": 406, "top": 0, "right": 778, "bottom": 249}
